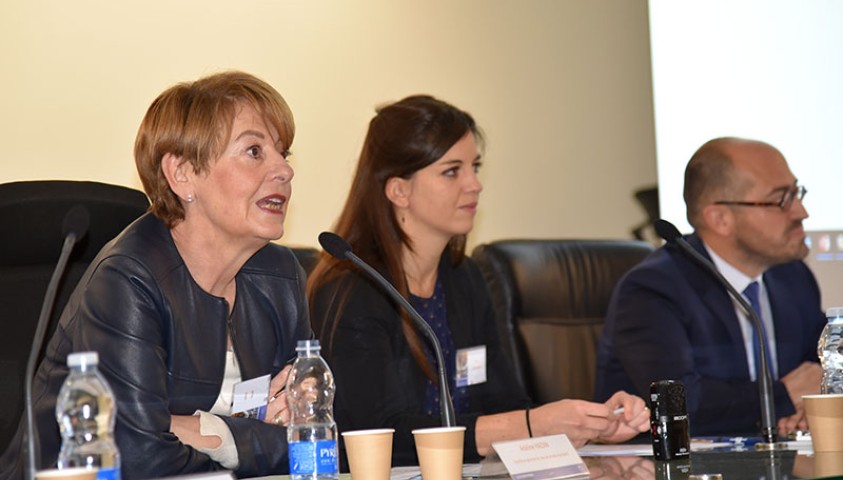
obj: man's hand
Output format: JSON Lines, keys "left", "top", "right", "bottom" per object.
{"left": 780, "top": 362, "right": 822, "bottom": 408}
{"left": 777, "top": 405, "right": 808, "bottom": 436}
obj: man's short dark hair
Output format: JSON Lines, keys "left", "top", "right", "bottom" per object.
{"left": 683, "top": 137, "right": 750, "bottom": 229}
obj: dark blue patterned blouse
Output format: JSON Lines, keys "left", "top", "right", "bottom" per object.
{"left": 409, "top": 277, "right": 471, "bottom": 416}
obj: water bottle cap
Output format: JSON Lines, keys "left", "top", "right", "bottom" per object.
{"left": 826, "top": 307, "right": 843, "bottom": 319}
{"left": 295, "top": 339, "right": 321, "bottom": 352}
{"left": 67, "top": 351, "right": 99, "bottom": 367}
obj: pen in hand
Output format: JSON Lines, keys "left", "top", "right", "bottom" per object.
{"left": 270, "top": 386, "right": 286, "bottom": 402}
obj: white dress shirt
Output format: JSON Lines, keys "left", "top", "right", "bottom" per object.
{"left": 705, "top": 244, "right": 779, "bottom": 381}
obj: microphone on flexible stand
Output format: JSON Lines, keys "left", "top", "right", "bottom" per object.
{"left": 318, "top": 232, "right": 456, "bottom": 428}
{"left": 654, "top": 219, "right": 785, "bottom": 450}
{"left": 25, "top": 205, "right": 91, "bottom": 480}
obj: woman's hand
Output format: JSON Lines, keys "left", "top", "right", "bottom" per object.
{"left": 595, "top": 390, "right": 650, "bottom": 443}
{"left": 264, "top": 364, "right": 293, "bottom": 426}
{"left": 531, "top": 391, "right": 649, "bottom": 446}
{"left": 170, "top": 414, "right": 221, "bottom": 449}
{"left": 531, "top": 399, "right": 616, "bottom": 447}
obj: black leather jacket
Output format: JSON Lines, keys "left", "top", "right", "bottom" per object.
{"left": 0, "top": 213, "right": 312, "bottom": 479}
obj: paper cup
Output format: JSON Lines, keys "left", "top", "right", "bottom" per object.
{"left": 412, "top": 426, "right": 466, "bottom": 480}
{"left": 814, "top": 452, "right": 843, "bottom": 477}
{"left": 35, "top": 468, "right": 98, "bottom": 480}
{"left": 804, "top": 394, "right": 843, "bottom": 452}
{"left": 341, "top": 428, "right": 394, "bottom": 480}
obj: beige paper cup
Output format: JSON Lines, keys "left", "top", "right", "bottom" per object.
{"left": 814, "top": 452, "right": 843, "bottom": 477}
{"left": 412, "top": 426, "right": 466, "bottom": 480}
{"left": 35, "top": 468, "right": 98, "bottom": 480}
{"left": 341, "top": 428, "right": 395, "bottom": 480}
{"left": 804, "top": 394, "right": 843, "bottom": 452}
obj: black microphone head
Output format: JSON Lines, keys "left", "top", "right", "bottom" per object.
{"left": 62, "top": 205, "right": 90, "bottom": 241}
{"left": 654, "top": 218, "right": 682, "bottom": 243}
{"left": 318, "top": 231, "right": 351, "bottom": 260}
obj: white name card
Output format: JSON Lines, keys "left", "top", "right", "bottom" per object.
{"left": 491, "top": 434, "right": 589, "bottom": 480}
{"left": 232, "top": 374, "right": 270, "bottom": 420}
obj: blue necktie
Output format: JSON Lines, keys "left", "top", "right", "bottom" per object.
{"left": 743, "top": 281, "right": 777, "bottom": 379}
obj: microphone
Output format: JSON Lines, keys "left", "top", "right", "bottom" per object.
{"left": 25, "top": 205, "right": 90, "bottom": 480}
{"left": 318, "top": 232, "right": 456, "bottom": 428}
{"left": 654, "top": 219, "right": 783, "bottom": 449}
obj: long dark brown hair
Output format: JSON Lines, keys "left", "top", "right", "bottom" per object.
{"left": 307, "top": 95, "right": 482, "bottom": 380}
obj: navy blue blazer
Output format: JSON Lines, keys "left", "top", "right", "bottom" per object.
{"left": 595, "top": 234, "right": 826, "bottom": 436}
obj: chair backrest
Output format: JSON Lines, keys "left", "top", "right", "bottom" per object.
{"left": 0, "top": 180, "right": 150, "bottom": 452}
{"left": 471, "top": 239, "right": 653, "bottom": 403}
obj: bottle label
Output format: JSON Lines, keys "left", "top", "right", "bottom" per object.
{"left": 289, "top": 440, "right": 338, "bottom": 475}
{"left": 96, "top": 466, "right": 120, "bottom": 480}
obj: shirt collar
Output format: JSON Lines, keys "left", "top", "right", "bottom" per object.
{"left": 702, "top": 241, "right": 763, "bottom": 292}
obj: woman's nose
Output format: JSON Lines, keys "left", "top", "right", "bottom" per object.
{"left": 273, "top": 154, "right": 294, "bottom": 183}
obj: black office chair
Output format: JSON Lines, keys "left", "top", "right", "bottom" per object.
{"left": 471, "top": 239, "right": 653, "bottom": 403}
{"left": 0, "top": 180, "right": 150, "bottom": 453}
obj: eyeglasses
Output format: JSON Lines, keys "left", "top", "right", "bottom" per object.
{"left": 714, "top": 184, "right": 807, "bottom": 211}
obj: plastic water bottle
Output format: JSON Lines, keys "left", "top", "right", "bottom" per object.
{"left": 286, "top": 339, "right": 338, "bottom": 480}
{"left": 818, "top": 307, "right": 843, "bottom": 394}
{"left": 56, "top": 352, "right": 121, "bottom": 480}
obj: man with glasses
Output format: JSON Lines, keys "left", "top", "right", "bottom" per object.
{"left": 595, "top": 137, "right": 825, "bottom": 437}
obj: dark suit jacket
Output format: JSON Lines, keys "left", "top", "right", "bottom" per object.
{"left": 311, "top": 255, "right": 530, "bottom": 466}
{"left": 595, "top": 234, "right": 826, "bottom": 435}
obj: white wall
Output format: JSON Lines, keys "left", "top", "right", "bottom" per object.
{"left": 0, "top": 0, "right": 657, "bottom": 248}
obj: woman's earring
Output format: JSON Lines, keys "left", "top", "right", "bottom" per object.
{"left": 186, "top": 194, "right": 194, "bottom": 203}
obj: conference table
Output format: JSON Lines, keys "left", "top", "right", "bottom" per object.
{"left": 256, "top": 446, "right": 843, "bottom": 480}
{"left": 579, "top": 448, "right": 843, "bottom": 480}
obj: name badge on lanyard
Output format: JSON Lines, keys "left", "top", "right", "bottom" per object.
{"left": 455, "top": 345, "right": 487, "bottom": 387}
